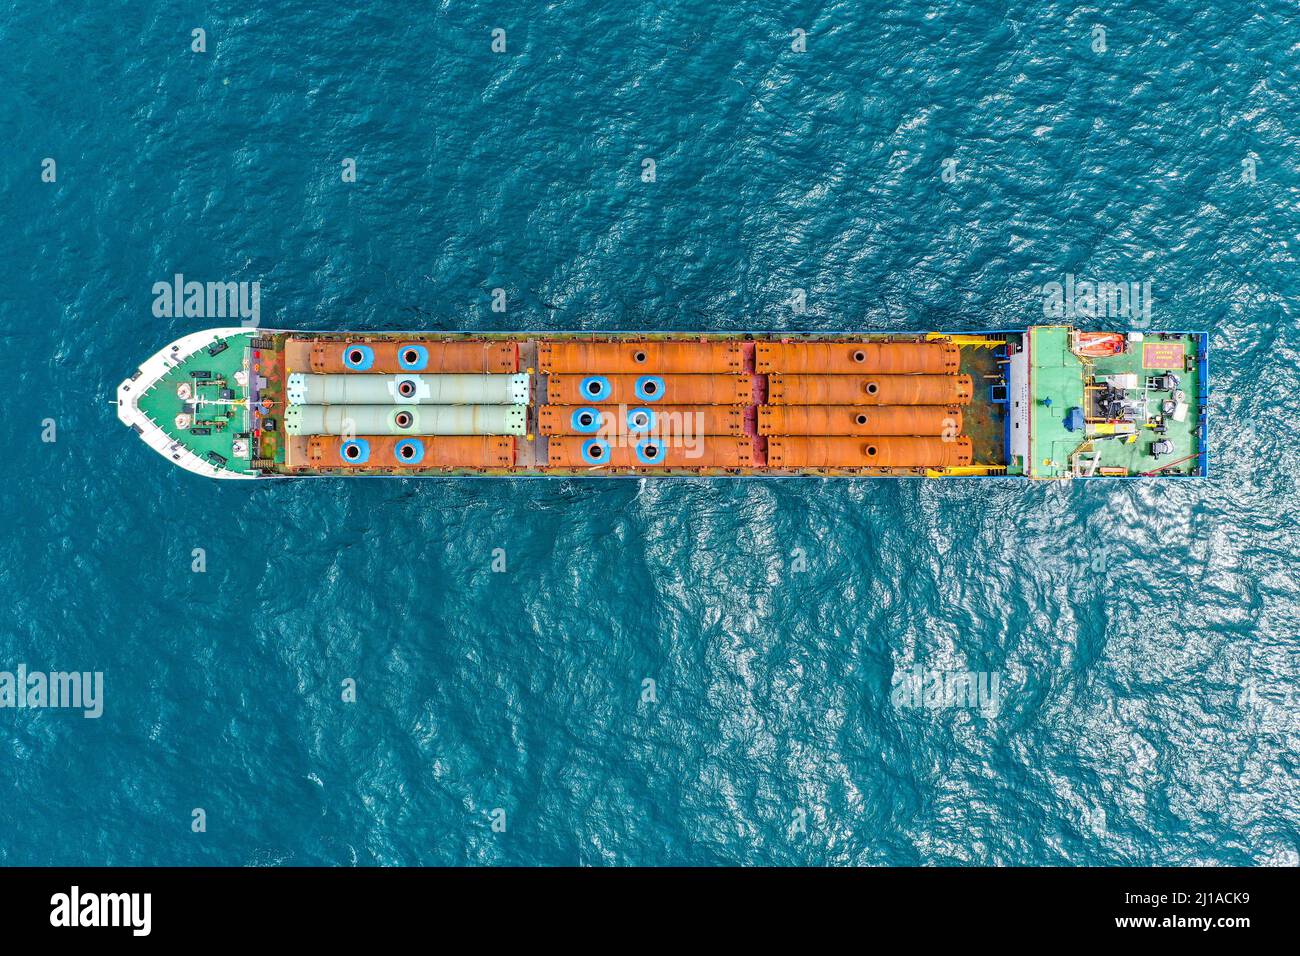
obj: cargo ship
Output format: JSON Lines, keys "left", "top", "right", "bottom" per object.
{"left": 116, "top": 328, "right": 1208, "bottom": 480}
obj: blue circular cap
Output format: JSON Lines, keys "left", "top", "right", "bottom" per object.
{"left": 581, "top": 439, "right": 610, "bottom": 464}
{"left": 634, "top": 376, "right": 664, "bottom": 402}
{"left": 339, "top": 438, "right": 371, "bottom": 464}
{"left": 626, "top": 408, "right": 655, "bottom": 433}
{"left": 570, "top": 407, "right": 603, "bottom": 434}
{"left": 342, "top": 344, "right": 375, "bottom": 371}
{"left": 397, "top": 345, "right": 429, "bottom": 371}
{"left": 579, "top": 376, "right": 611, "bottom": 402}
{"left": 393, "top": 439, "right": 424, "bottom": 464}
{"left": 635, "top": 439, "right": 665, "bottom": 464}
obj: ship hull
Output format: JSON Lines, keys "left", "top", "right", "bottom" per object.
{"left": 117, "top": 327, "right": 1209, "bottom": 480}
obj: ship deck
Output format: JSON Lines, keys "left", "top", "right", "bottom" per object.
{"left": 130, "top": 330, "right": 258, "bottom": 477}
{"left": 1029, "top": 326, "right": 1206, "bottom": 479}
{"left": 273, "top": 331, "right": 1011, "bottom": 477}
{"left": 959, "top": 343, "right": 1011, "bottom": 472}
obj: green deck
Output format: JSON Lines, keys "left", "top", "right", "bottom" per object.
{"left": 1029, "top": 326, "right": 1202, "bottom": 478}
{"left": 1028, "top": 327, "right": 1087, "bottom": 478}
{"left": 135, "top": 332, "right": 256, "bottom": 476}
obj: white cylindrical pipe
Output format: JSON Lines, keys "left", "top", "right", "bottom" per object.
{"left": 284, "top": 404, "right": 527, "bottom": 436}
{"left": 286, "top": 372, "right": 529, "bottom": 405}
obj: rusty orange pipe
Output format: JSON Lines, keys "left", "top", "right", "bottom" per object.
{"left": 756, "top": 342, "right": 960, "bottom": 374}
{"left": 758, "top": 405, "right": 963, "bottom": 437}
{"left": 546, "top": 436, "right": 754, "bottom": 468}
{"left": 538, "top": 404, "right": 745, "bottom": 436}
{"left": 546, "top": 374, "right": 752, "bottom": 405}
{"left": 767, "top": 436, "right": 973, "bottom": 468}
{"left": 306, "top": 436, "right": 516, "bottom": 468}
{"left": 539, "top": 341, "right": 743, "bottom": 373}
{"left": 766, "top": 374, "right": 973, "bottom": 406}
{"left": 299, "top": 339, "right": 518, "bottom": 373}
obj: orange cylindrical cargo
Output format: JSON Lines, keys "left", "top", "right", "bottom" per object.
{"left": 538, "top": 341, "right": 743, "bottom": 373}
{"left": 538, "top": 405, "right": 745, "bottom": 436}
{"left": 756, "top": 342, "right": 960, "bottom": 374}
{"left": 306, "top": 436, "right": 516, "bottom": 468}
{"left": 546, "top": 436, "right": 754, "bottom": 468}
{"left": 766, "top": 374, "right": 972, "bottom": 406}
{"left": 546, "top": 374, "right": 752, "bottom": 405}
{"left": 758, "top": 405, "right": 963, "bottom": 436}
{"left": 299, "top": 339, "right": 518, "bottom": 373}
{"left": 766, "top": 436, "right": 973, "bottom": 468}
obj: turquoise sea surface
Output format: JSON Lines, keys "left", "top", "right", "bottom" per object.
{"left": 1, "top": 2, "right": 1297, "bottom": 864}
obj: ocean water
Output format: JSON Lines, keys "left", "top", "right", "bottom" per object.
{"left": 1, "top": 1, "right": 1297, "bottom": 866}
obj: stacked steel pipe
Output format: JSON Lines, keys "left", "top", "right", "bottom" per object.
{"left": 757, "top": 341, "right": 973, "bottom": 470}
{"left": 282, "top": 336, "right": 976, "bottom": 471}
{"left": 285, "top": 339, "right": 523, "bottom": 469}
{"left": 539, "top": 340, "right": 753, "bottom": 469}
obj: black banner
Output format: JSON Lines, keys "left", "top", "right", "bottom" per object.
{"left": 0, "top": 866, "right": 1284, "bottom": 941}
